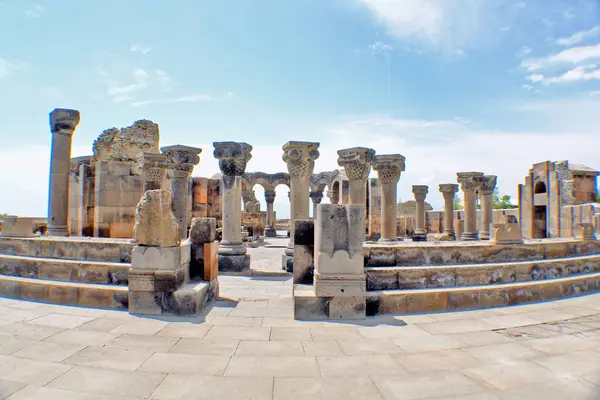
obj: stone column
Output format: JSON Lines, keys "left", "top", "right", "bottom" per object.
{"left": 337, "top": 147, "right": 376, "bottom": 205}
{"left": 439, "top": 184, "right": 459, "bottom": 239}
{"left": 412, "top": 185, "right": 429, "bottom": 241}
{"left": 309, "top": 190, "right": 324, "bottom": 220}
{"left": 161, "top": 145, "right": 202, "bottom": 240}
{"left": 282, "top": 141, "right": 320, "bottom": 271}
{"left": 264, "top": 189, "right": 277, "bottom": 237}
{"left": 139, "top": 153, "right": 168, "bottom": 192}
{"left": 373, "top": 154, "right": 406, "bottom": 242}
{"left": 213, "top": 141, "right": 253, "bottom": 271}
{"left": 457, "top": 172, "right": 484, "bottom": 241}
{"left": 47, "top": 109, "right": 81, "bottom": 236}
{"left": 328, "top": 185, "right": 340, "bottom": 205}
{"left": 479, "top": 175, "right": 497, "bottom": 240}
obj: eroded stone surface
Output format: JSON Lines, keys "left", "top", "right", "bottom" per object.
{"left": 133, "top": 190, "right": 180, "bottom": 247}
{"left": 93, "top": 120, "right": 159, "bottom": 162}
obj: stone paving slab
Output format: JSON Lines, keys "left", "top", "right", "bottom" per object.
{"left": 0, "top": 273, "right": 597, "bottom": 399}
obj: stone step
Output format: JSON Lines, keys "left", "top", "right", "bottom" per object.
{"left": 364, "top": 239, "right": 600, "bottom": 267}
{"left": 0, "top": 275, "right": 129, "bottom": 310}
{"left": 0, "top": 236, "right": 134, "bottom": 263}
{"left": 366, "top": 271, "right": 600, "bottom": 316}
{"left": 0, "top": 254, "right": 129, "bottom": 285}
{"left": 365, "top": 254, "right": 600, "bottom": 291}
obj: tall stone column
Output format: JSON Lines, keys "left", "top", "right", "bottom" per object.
{"left": 412, "top": 185, "right": 429, "bottom": 241}
{"left": 439, "top": 184, "right": 459, "bottom": 239}
{"left": 264, "top": 189, "right": 277, "bottom": 237}
{"left": 479, "top": 175, "right": 497, "bottom": 240}
{"left": 373, "top": 154, "right": 406, "bottom": 242}
{"left": 457, "top": 172, "right": 484, "bottom": 241}
{"left": 337, "top": 147, "right": 376, "bottom": 205}
{"left": 47, "top": 109, "right": 81, "bottom": 236}
{"left": 309, "top": 190, "right": 324, "bottom": 220}
{"left": 161, "top": 145, "right": 202, "bottom": 240}
{"left": 139, "top": 153, "right": 168, "bottom": 192}
{"left": 213, "top": 142, "right": 253, "bottom": 272}
{"left": 282, "top": 141, "right": 320, "bottom": 271}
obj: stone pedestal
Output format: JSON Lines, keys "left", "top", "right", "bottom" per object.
{"left": 373, "top": 154, "right": 405, "bottom": 242}
{"left": 162, "top": 145, "right": 202, "bottom": 240}
{"left": 457, "top": 172, "right": 483, "bottom": 241}
{"left": 139, "top": 153, "right": 168, "bottom": 192}
{"left": 264, "top": 190, "right": 277, "bottom": 237}
{"left": 309, "top": 191, "right": 323, "bottom": 220}
{"left": 412, "top": 185, "right": 429, "bottom": 242}
{"left": 311, "top": 204, "right": 366, "bottom": 320}
{"left": 491, "top": 215, "right": 524, "bottom": 245}
{"left": 213, "top": 142, "right": 252, "bottom": 272}
{"left": 479, "top": 175, "right": 497, "bottom": 240}
{"left": 439, "top": 184, "right": 459, "bottom": 240}
{"left": 47, "top": 108, "right": 80, "bottom": 236}
{"left": 282, "top": 141, "right": 320, "bottom": 271}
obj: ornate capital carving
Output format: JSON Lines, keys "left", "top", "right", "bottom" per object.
{"left": 337, "top": 147, "right": 376, "bottom": 181}
{"left": 49, "top": 108, "right": 80, "bottom": 135}
{"left": 457, "top": 172, "right": 484, "bottom": 192}
{"left": 309, "top": 190, "right": 324, "bottom": 203}
{"left": 139, "top": 152, "right": 168, "bottom": 183}
{"left": 412, "top": 185, "right": 429, "bottom": 201}
{"left": 480, "top": 175, "right": 497, "bottom": 195}
{"left": 439, "top": 183, "right": 459, "bottom": 199}
{"left": 213, "top": 142, "right": 252, "bottom": 177}
{"left": 373, "top": 154, "right": 405, "bottom": 185}
{"left": 161, "top": 145, "right": 202, "bottom": 176}
{"left": 282, "top": 141, "right": 320, "bottom": 180}
{"left": 264, "top": 189, "right": 276, "bottom": 204}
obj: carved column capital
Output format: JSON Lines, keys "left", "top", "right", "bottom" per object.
{"left": 49, "top": 108, "right": 80, "bottom": 135}
{"left": 213, "top": 141, "right": 252, "bottom": 177}
{"left": 373, "top": 154, "right": 405, "bottom": 184}
{"left": 161, "top": 145, "right": 202, "bottom": 178}
{"left": 457, "top": 172, "right": 484, "bottom": 192}
{"left": 337, "top": 147, "right": 376, "bottom": 181}
{"left": 439, "top": 183, "right": 459, "bottom": 199}
{"left": 264, "top": 189, "right": 276, "bottom": 204}
{"left": 139, "top": 152, "right": 168, "bottom": 183}
{"left": 309, "top": 190, "right": 324, "bottom": 204}
{"left": 480, "top": 175, "right": 497, "bottom": 195}
{"left": 412, "top": 185, "right": 429, "bottom": 201}
{"left": 282, "top": 141, "right": 320, "bottom": 180}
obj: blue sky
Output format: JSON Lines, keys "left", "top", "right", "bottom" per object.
{"left": 1, "top": 0, "right": 600, "bottom": 218}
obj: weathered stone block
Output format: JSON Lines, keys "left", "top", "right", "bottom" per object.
{"left": 0, "top": 217, "right": 35, "bottom": 237}
{"left": 406, "top": 291, "right": 448, "bottom": 313}
{"left": 397, "top": 269, "right": 427, "bottom": 289}
{"left": 131, "top": 245, "right": 188, "bottom": 270}
{"left": 293, "top": 245, "right": 313, "bottom": 284}
{"left": 109, "top": 222, "right": 134, "bottom": 239}
{"left": 48, "top": 286, "right": 78, "bottom": 305}
{"left": 133, "top": 190, "right": 180, "bottom": 247}
{"left": 38, "top": 263, "right": 72, "bottom": 281}
{"left": 78, "top": 287, "right": 117, "bottom": 308}
{"left": 20, "top": 282, "right": 48, "bottom": 302}
{"left": 376, "top": 293, "right": 407, "bottom": 315}
{"left": 366, "top": 269, "right": 398, "bottom": 290}
{"left": 72, "top": 263, "right": 108, "bottom": 283}
{"left": 294, "top": 219, "right": 314, "bottom": 246}
{"left": 218, "top": 254, "right": 250, "bottom": 272}
{"left": 427, "top": 268, "right": 456, "bottom": 288}
{"left": 189, "top": 217, "right": 217, "bottom": 244}
{"left": 328, "top": 296, "right": 365, "bottom": 320}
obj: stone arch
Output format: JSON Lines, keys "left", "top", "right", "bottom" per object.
{"left": 534, "top": 181, "right": 547, "bottom": 194}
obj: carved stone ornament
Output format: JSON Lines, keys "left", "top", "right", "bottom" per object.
{"left": 480, "top": 175, "right": 498, "bottom": 195}
{"left": 161, "top": 145, "right": 202, "bottom": 174}
{"left": 373, "top": 154, "right": 405, "bottom": 184}
{"left": 213, "top": 141, "right": 252, "bottom": 177}
{"left": 49, "top": 108, "right": 80, "bottom": 135}
{"left": 337, "top": 147, "right": 376, "bottom": 181}
{"left": 282, "top": 141, "right": 320, "bottom": 180}
{"left": 457, "top": 172, "right": 484, "bottom": 192}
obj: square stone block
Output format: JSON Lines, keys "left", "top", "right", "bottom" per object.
{"left": 129, "top": 291, "right": 164, "bottom": 315}
{"left": 427, "top": 268, "right": 456, "bottom": 288}
{"left": 218, "top": 254, "right": 250, "bottom": 272}
{"left": 447, "top": 291, "right": 479, "bottom": 311}
{"left": 109, "top": 222, "right": 134, "bottom": 239}
{"left": 328, "top": 296, "right": 366, "bottom": 320}
{"left": 376, "top": 293, "right": 407, "bottom": 315}
{"left": 128, "top": 268, "right": 185, "bottom": 292}
{"left": 203, "top": 242, "right": 219, "bottom": 281}
{"left": 0, "top": 217, "right": 35, "bottom": 237}
{"left": 293, "top": 245, "right": 314, "bottom": 284}
{"left": 366, "top": 269, "right": 398, "bottom": 290}
{"left": 20, "top": 281, "right": 48, "bottom": 302}
{"left": 294, "top": 219, "right": 314, "bottom": 246}
{"left": 72, "top": 263, "right": 108, "bottom": 284}
{"left": 406, "top": 291, "right": 448, "bottom": 313}
{"left": 132, "top": 245, "right": 188, "bottom": 271}
{"left": 397, "top": 269, "right": 427, "bottom": 289}
{"left": 48, "top": 285, "right": 78, "bottom": 305}
{"left": 314, "top": 276, "right": 366, "bottom": 297}
{"left": 77, "top": 287, "right": 116, "bottom": 308}
{"left": 189, "top": 217, "right": 217, "bottom": 244}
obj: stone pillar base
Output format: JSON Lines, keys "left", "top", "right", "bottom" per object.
{"left": 218, "top": 254, "right": 250, "bottom": 272}
{"left": 443, "top": 230, "right": 456, "bottom": 240}
{"left": 294, "top": 288, "right": 366, "bottom": 320}
{"left": 129, "top": 279, "right": 218, "bottom": 315}
{"left": 377, "top": 237, "right": 398, "bottom": 243}
{"left": 479, "top": 233, "right": 490, "bottom": 240}
{"left": 46, "top": 226, "right": 69, "bottom": 237}
{"left": 218, "top": 242, "right": 246, "bottom": 256}
{"left": 264, "top": 227, "right": 277, "bottom": 237}
{"left": 412, "top": 234, "right": 427, "bottom": 242}
{"left": 461, "top": 232, "right": 479, "bottom": 241}
{"left": 282, "top": 254, "right": 293, "bottom": 273}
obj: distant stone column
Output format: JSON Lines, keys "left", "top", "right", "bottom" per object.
{"left": 47, "top": 108, "right": 81, "bottom": 237}
{"left": 264, "top": 189, "right": 277, "bottom": 237}
{"left": 309, "top": 190, "right": 324, "bottom": 220}
{"left": 457, "top": 172, "right": 484, "bottom": 241}
{"left": 328, "top": 185, "right": 340, "bottom": 205}
{"left": 282, "top": 141, "right": 320, "bottom": 271}
{"left": 337, "top": 147, "right": 376, "bottom": 206}
{"left": 479, "top": 175, "right": 497, "bottom": 240}
{"left": 439, "top": 184, "right": 459, "bottom": 239}
{"left": 139, "top": 153, "right": 168, "bottom": 192}
{"left": 373, "top": 154, "right": 406, "bottom": 242}
{"left": 213, "top": 142, "right": 253, "bottom": 271}
{"left": 412, "top": 185, "right": 429, "bottom": 241}
{"left": 161, "top": 145, "right": 202, "bottom": 240}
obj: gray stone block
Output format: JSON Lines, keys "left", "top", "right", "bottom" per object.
{"left": 218, "top": 254, "right": 250, "bottom": 272}
{"left": 189, "top": 217, "right": 217, "bottom": 244}
{"left": 294, "top": 219, "right": 314, "bottom": 246}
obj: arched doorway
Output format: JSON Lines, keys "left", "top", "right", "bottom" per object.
{"left": 533, "top": 181, "right": 547, "bottom": 238}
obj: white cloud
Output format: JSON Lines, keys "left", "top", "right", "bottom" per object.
{"left": 129, "top": 45, "right": 153, "bottom": 55}
{"left": 104, "top": 68, "right": 150, "bottom": 98}
{"left": 24, "top": 4, "right": 44, "bottom": 18}
{"left": 521, "top": 84, "right": 534, "bottom": 91}
{"left": 368, "top": 41, "right": 393, "bottom": 54}
{"left": 521, "top": 44, "right": 600, "bottom": 71}
{"left": 130, "top": 94, "right": 213, "bottom": 107}
{"left": 556, "top": 26, "right": 600, "bottom": 46}
{"left": 526, "top": 64, "right": 600, "bottom": 85}
{"left": 516, "top": 45, "right": 532, "bottom": 58}
{"left": 0, "top": 58, "right": 29, "bottom": 78}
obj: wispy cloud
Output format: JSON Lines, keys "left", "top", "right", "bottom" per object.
{"left": 368, "top": 41, "right": 393, "bottom": 54}
{"left": 556, "top": 26, "right": 600, "bottom": 46}
{"left": 130, "top": 44, "right": 153, "bottom": 55}
{"left": 0, "top": 58, "right": 29, "bottom": 78}
{"left": 104, "top": 68, "right": 150, "bottom": 98}
{"left": 527, "top": 64, "right": 600, "bottom": 85}
{"left": 130, "top": 94, "right": 213, "bottom": 107}
{"left": 24, "top": 4, "right": 44, "bottom": 18}
{"left": 516, "top": 45, "right": 532, "bottom": 58}
{"left": 521, "top": 44, "right": 600, "bottom": 71}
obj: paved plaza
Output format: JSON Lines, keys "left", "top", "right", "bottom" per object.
{"left": 0, "top": 240, "right": 598, "bottom": 399}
